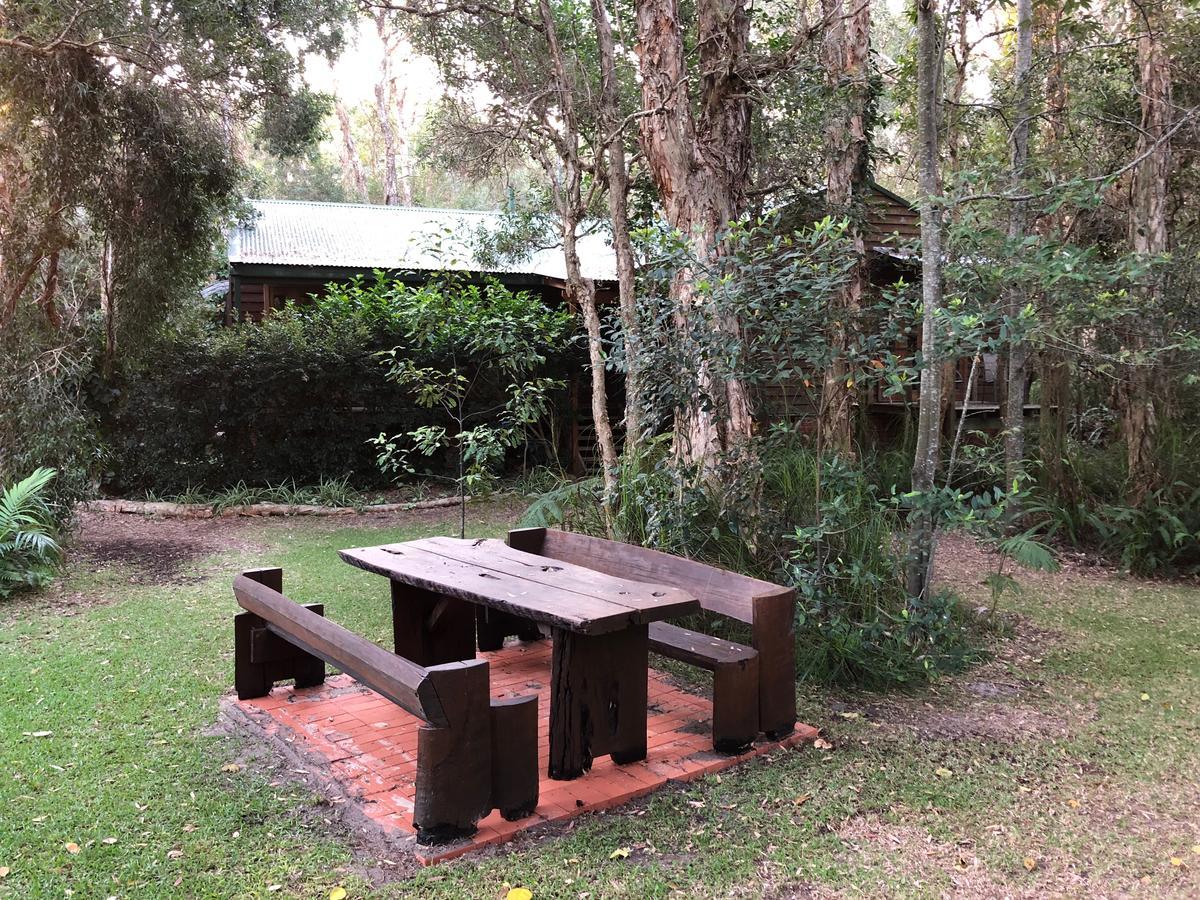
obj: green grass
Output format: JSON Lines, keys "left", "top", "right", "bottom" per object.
{"left": 1, "top": 505, "right": 1197, "bottom": 897}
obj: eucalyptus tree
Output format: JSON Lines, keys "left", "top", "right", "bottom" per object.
{"left": 906, "top": 0, "right": 945, "bottom": 600}
{"left": 817, "top": 0, "right": 872, "bottom": 458}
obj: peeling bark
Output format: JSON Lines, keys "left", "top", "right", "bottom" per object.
{"left": 1002, "top": 0, "right": 1034, "bottom": 510}
{"left": 818, "top": 0, "right": 871, "bottom": 458}
{"left": 635, "top": 0, "right": 755, "bottom": 466}
{"left": 1121, "top": 0, "right": 1171, "bottom": 506}
{"left": 335, "top": 98, "right": 370, "bottom": 203}
{"left": 906, "top": 0, "right": 944, "bottom": 601}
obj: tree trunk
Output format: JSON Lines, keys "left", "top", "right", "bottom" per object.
{"left": 374, "top": 12, "right": 401, "bottom": 205}
{"left": 818, "top": 0, "right": 871, "bottom": 458}
{"left": 39, "top": 249, "right": 60, "bottom": 329}
{"left": 538, "top": 0, "right": 619, "bottom": 526}
{"left": 334, "top": 98, "right": 370, "bottom": 203}
{"left": 1002, "top": 0, "right": 1034, "bottom": 509}
{"left": 1122, "top": 0, "right": 1171, "bottom": 506}
{"left": 906, "top": 0, "right": 945, "bottom": 601}
{"left": 99, "top": 237, "right": 116, "bottom": 374}
{"left": 1035, "top": 3, "right": 1074, "bottom": 502}
{"left": 591, "top": 0, "right": 644, "bottom": 449}
{"left": 635, "top": 0, "right": 755, "bottom": 467}
{"left": 1038, "top": 349, "right": 1071, "bottom": 497}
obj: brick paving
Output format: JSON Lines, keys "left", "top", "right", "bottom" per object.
{"left": 235, "top": 640, "right": 817, "bottom": 864}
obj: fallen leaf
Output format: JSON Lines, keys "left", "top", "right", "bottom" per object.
{"left": 1023, "top": 857, "right": 1037, "bottom": 872}
{"left": 813, "top": 738, "right": 833, "bottom": 751}
{"left": 609, "top": 847, "right": 630, "bottom": 860}
{"left": 329, "top": 887, "right": 348, "bottom": 900}
{"left": 64, "top": 842, "right": 80, "bottom": 855}
{"left": 1066, "top": 799, "right": 1080, "bottom": 809}
{"left": 166, "top": 849, "right": 183, "bottom": 860}
{"left": 268, "top": 886, "right": 282, "bottom": 893}
{"left": 101, "top": 837, "right": 117, "bottom": 845}
{"left": 506, "top": 889, "right": 533, "bottom": 900}
{"left": 935, "top": 767, "right": 954, "bottom": 778}
{"left": 792, "top": 794, "right": 811, "bottom": 807}
{"left": 0, "top": 867, "right": 9, "bottom": 878}
{"left": 221, "top": 763, "right": 241, "bottom": 773}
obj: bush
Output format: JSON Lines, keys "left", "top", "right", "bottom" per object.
{"left": 0, "top": 468, "right": 63, "bottom": 598}
{"left": 97, "top": 277, "right": 576, "bottom": 494}
{"left": 522, "top": 436, "right": 981, "bottom": 686}
{"left": 0, "top": 335, "right": 102, "bottom": 530}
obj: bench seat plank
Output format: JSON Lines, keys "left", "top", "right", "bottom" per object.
{"left": 648, "top": 622, "right": 757, "bottom": 668}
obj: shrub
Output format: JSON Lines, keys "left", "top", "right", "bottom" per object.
{"left": 0, "top": 468, "right": 63, "bottom": 598}
{"left": 97, "top": 277, "right": 576, "bottom": 494}
{"left": 0, "top": 335, "right": 102, "bottom": 530}
{"left": 522, "top": 437, "right": 981, "bottom": 686}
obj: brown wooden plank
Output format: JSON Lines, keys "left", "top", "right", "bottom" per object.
{"left": 648, "top": 621, "right": 757, "bottom": 668}
{"left": 521, "top": 527, "right": 776, "bottom": 625}
{"left": 232, "top": 573, "right": 446, "bottom": 726}
{"left": 340, "top": 543, "right": 671, "bottom": 635}
{"left": 410, "top": 537, "right": 699, "bottom": 624}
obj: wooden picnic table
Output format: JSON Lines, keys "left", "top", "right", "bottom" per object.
{"left": 339, "top": 536, "right": 701, "bottom": 779}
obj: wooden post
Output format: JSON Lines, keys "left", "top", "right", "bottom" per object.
{"left": 414, "top": 660, "right": 494, "bottom": 843}
{"left": 549, "top": 624, "right": 648, "bottom": 780}
{"left": 752, "top": 591, "right": 797, "bottom": 738}
{"left": 234, "top": 568, "right": 326, "bottom": 699}
{"left": 490, "top": 696, "right": 539, "bottom": 820}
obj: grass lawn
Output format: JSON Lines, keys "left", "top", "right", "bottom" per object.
{"left": 1, "top": 500, "right": 1197, "bottom": 898}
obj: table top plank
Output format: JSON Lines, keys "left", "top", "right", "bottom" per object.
{"left": 339, "top": 538, "right": 699, "bottom": 635}
{"left": 411, "top": 538, "right": 698, "bottom": 623}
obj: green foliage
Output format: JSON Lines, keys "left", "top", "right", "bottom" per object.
{"left": 523, "top": 437, "right": 982, "bottom": 687}
{"left": 368, "top": 273, "right": 572, "bottom": 535}
{"left": 97, "top": 300, "right": 430, "bottom": 493}
{"left": 98, "top": 274, "right": 577, "bottom": 497}
{"left": 0, "top": 335, "right": 102, "bottom": 529}
{"left": 0, "top": 468, "right": 62, "bottom": 598}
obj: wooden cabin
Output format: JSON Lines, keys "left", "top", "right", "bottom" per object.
{"left": 224, "top": 200, "right": 617, "bottom": 322}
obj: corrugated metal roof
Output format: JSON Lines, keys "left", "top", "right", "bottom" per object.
{"left": 228, "top": 199, "right": 617, "bottom": 282}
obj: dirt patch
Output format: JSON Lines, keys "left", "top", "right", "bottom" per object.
{"left": 933, "top": 531, "right": 1119, "bottom": 606}
{"left": 72, "top": 510, "right": 265, "bottom": 584}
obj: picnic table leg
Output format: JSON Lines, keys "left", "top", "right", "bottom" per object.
{"left": 548, "top": 625, "right": 648, "bottom": 780}
{"left": 390, "top": 580, "right": 476, "bottom": 666}
{"left": 476, "top": 608, "right": 544, "bottom": 652}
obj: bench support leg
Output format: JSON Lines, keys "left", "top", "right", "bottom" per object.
{"left": 549, "top": 625, "right": 648, "bottom": 780}
{"left": 234, "top": 605, "right": 326, "bottom": 701}
{"left": 414, "top": 661, "right": 494, "bottom": 844}
{"left": 490, "top": 696, "right": 539, "bottom": 820}
{"left": 391, "top": 580, "right": 476, "bottom": 666}
{"left": 712, "top": 655, "right": 760, "bottom": 753}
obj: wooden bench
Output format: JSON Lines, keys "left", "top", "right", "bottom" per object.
{"left": 232, "top": 567, "right": 538, "bottom": 844}
{"left": 507, "top": 528, "right": 796, "bottom": 751}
